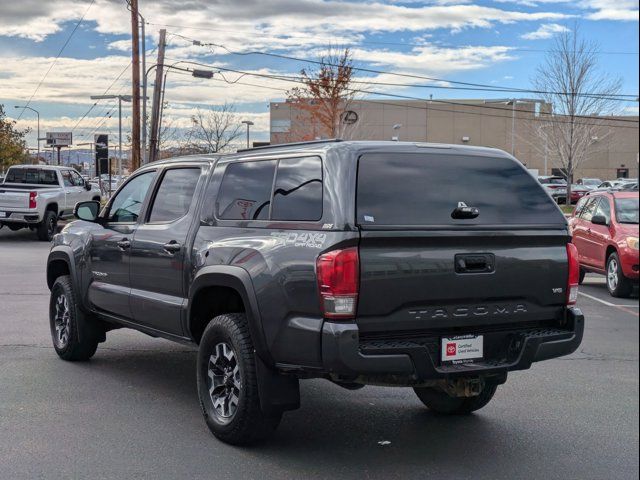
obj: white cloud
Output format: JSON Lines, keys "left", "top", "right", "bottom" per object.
{"left": 1, "top": 0, "right": 571, "bottom": 45}
{"left": 521, "top": 23, "right": 570, "bottom": 40}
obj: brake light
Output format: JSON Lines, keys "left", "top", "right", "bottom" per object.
{"left": 28, "top": 191, "right": 37, "bottom": 209}
{"left": 566, "top": 243, "right": 579, "bottom": 305}
{"left": 316, "top": 247, "right": 359, "bottom": 319}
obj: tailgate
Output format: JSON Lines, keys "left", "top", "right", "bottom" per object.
{"left": 357, "top": 230, "right": 569, "bottom": 332}
{"left": 0, "top": 188, "right": 30, "bottom": 209}
{"left": 355, "top": 150, "right": 569, "bottom": 333}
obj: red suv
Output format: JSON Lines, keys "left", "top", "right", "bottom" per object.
{"left": 569, "top": 191, "right": 639, "bottom": 297}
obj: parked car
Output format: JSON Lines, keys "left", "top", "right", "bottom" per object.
{"left": 569, "top": 191, "right": 639, "bottom": 297}
{"left": 542, "top": 183, "right": 566, "bottom": 204}
{"left": 618, "top": 181, "right": 638, "bottom": 192}
{"left": 576, "top": 178, "right": 602, "bottom": 189}
{"left": 46, "top": 140, "right": 584, "bottom": 444}
{"left": 0, "top": 165, "right": 102, "bottom": 241}
{"left": 538, "top": 175, "right": 567, "bottom": 190}
{"left": 569, "top": 184, "right": 591, "bottom": 204}
{"left": 590, "top": 180, "right": 634, "bottom": 193}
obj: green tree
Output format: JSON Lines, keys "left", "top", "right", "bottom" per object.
{"left": 0, "top": 105, "right": 30, "bottom": 171}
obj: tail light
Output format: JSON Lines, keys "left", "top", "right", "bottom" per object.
{"left": 566, "top": 243, "right": 579, "bottom": 305}
{"left": 28, "top": 191, "right": 37, "bottom": 209}
{"left": 316, "top": 247, "right": 359, "bottom": 319}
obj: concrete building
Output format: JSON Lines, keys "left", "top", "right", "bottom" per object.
{"left": 270, "top": 99, "right": 639, "bottom": 181}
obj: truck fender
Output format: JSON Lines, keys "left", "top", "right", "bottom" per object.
{"left": 47, "top": 246, "right": 80, "bottom": 293}
{"left": 188, "top": 266, "right": 300, "bottom": 413}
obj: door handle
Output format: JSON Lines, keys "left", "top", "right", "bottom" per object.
{"left": 163, "top": 241, "right": 182, "bottom": 254}
{"left": 117, "top": 239, "right": 131, "bottom": 250}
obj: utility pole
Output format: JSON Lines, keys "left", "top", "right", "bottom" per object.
{"left": 148, "top": 29, "right": 166, "bottom": 163}
{"left": 129, "top": 0, "right": 141, "bottom": 171}
{"left": 139, "top": 13, "right": 147, "bottom": 165}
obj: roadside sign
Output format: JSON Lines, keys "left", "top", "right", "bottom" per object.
{"left": 45, "top": 132, "right": 72, "bottom": 147}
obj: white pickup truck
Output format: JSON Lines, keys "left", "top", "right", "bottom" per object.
{"left": 0, "top": 165, "right": 102, "bottom": 241}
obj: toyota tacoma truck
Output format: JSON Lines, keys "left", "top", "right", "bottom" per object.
{"left": 1, "top": 165, "right": 102, "bottom": 241}
{"left": 45, "top": 140, "right": 584, "bottom": 444}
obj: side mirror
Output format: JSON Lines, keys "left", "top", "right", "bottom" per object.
{"left": 74, "top": 200, "right": 101, "bottom": 222}
{"left": 591, "top": 215, "right": 609, "bottom": 226}
{"left": 85, "top": 182, "right": 92, "bottom": 191}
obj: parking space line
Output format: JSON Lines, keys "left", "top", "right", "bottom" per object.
{"left": 578, "top": 291, "right": 639, "bottom": 316}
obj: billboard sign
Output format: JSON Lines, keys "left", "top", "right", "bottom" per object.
{"left": 46, "top": 132, "right": 73, "bottom": 147}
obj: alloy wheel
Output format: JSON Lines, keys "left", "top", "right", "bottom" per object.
{"left": 607, "top": 258, "right": 619, "bottom": 291}
{"left": 207, "top": 342, "right": 242, "bottom": 419}
{"left": 53, "top": 293, "right": 71, "bottom": 348}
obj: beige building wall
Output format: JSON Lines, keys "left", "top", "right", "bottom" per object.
{"left": 270, "top": 100, "right": 639, "bottom": 181}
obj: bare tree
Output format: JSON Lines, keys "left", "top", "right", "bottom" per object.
{"left": 188, "top": 102, "right": 243, "bottom": 153}
{"left": 286, "top": 47, "right": 357, "bottom": 140}
{"left": 532, "top": 25, "right": 621, "bottom": 204}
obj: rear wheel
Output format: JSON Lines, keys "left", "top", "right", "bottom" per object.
{"left": 197, "top": 313, "right": 281, "bottom": 445}
{"left": 49, "top": 275, "right": 102, "bottom": 361}
{"left": 414, "top": 383, "right": 498, "bottom": 415}
{"left": 606, "top": 252, "right": 633, "bottom": 298}
{"left": 37, "top": 210, "right": 57, "bottom": 241}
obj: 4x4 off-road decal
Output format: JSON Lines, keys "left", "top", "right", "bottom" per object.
{"left": 271, "top": 232, "right": 327, "bottom": 248}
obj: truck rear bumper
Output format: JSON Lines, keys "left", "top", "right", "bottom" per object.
{"left": 0, "top": 211, "right": 41, "bottom": 224}
{"left": 321, "top": 308, "right": 584, "bottom": 381}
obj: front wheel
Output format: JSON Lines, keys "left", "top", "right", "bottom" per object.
{"left": 197, "top": 313, "right": 281, "bottom": 445}
{"left": 606, "top": 252, "right": 633, "bottom": 298}
{"left": 49, "top": 275, "right": 102, "bottom": 361}
{"left": 413, "top": 383, "right": 498, "bottom": 415}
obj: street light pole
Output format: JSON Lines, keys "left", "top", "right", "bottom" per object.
{"left": 241, "top": 120, "right": 254, "bottom": 148}
{"left": 90, "top": 95, "right": 131, "bottom": 179}
{"left": 14, "top": 105, "right": 40, "bottom": 160}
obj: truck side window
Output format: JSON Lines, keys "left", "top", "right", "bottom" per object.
{"left": 271, "top": 156, "right": 323, "bottom": 221}
{"left": 148, "top": 168, "right": 201, "bottom": 223}
{"left": 108, "top": 171, "right": 155, "bottom": 223}
{"left": 62, "top": 171, "right": 74, "bottom": 187}
{"left": 216, "top": 160, "right": 276, "bottom": 220}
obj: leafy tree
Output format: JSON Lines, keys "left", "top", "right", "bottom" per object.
{"left": 0, "top": 105, "right": 30, "bottom": 171}
{"left": 286, "top": 48, "right": 356, "bottom": 140}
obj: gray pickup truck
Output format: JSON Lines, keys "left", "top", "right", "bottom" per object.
{"left": 0, "top": 165, "right": 102, "bottom": 241}
{"left": 46, "top": 140, "right": 584, "bottom": 444}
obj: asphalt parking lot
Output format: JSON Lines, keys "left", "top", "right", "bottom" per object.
{"left": 0, "top": 226, "right": 638, "bottom": 480}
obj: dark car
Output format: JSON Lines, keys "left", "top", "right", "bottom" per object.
{"left": 46, "top": 140, "right": 584, "bottom": 444}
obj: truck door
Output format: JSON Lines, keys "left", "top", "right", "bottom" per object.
{"left": 129, "top": 166, "right": 203, "bottom": 335}
{"left": 87, "top": 170, "right": 157, "bottom": 319}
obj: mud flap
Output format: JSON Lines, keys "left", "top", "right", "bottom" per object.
{"left": 255, "top": 352, "right": 300, "bottom": 414}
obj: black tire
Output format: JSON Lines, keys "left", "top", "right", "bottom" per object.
{"left": 197, "top": 313, "right": 281, "bottom": 445}
{"left": 37, "top": 209, "right": 57, "bottom": 241}
{"left": 413, "top": 383, "right": 498, "bottom": 415}
{"left": 579, "top": 268, "right": 586, "bottom": 285}
{"left": 49, "top": 275, "right": 101, "bottom": 361}
{"left": 606, "top": 252, "right": 633, "bottom": 298}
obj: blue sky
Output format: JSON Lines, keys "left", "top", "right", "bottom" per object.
{"left": 0, "top": 0, "right": 637, "bottom": 148}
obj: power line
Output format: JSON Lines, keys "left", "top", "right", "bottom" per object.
{"left": 166, "top": 58, "right": 639, "bottom": 128}
{"left": 187, "top": 38, "right": 636, "bottom": 102}
{"left": 71, "top": 60, "right": 132, "bottom": 135}
{"left": 16, "top": 0, "right": 96, "bottom": 121}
